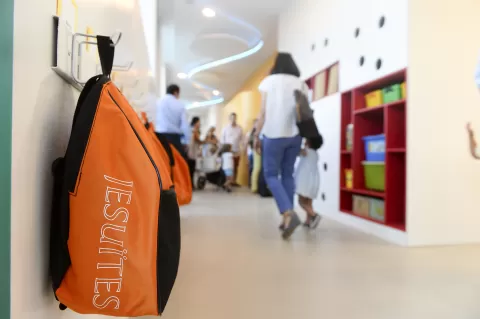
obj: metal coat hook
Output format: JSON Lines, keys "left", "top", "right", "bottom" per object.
{"left": 111, "top": 31, "right": 122, "bottom": 46}
{"left": 71, "top": 31, "right": 133, "bottom": 85}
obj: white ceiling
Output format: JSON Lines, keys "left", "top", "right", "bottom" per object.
{"left": 158, "top": 0, "right": 292, "bottom": 107}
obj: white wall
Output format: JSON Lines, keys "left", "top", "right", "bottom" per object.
{"left": 279, "top": 0, "right": 407, "bottom": 91}
{"left": 279, "top": 0, "right": 408, "bottom": 244}
{"left": 10, "top": 0, "right": 154, "bottom": 318}
{"left": 312, "top": 94, "right": 341, "bottom": 219}
{"left": 407, "top": 0, "right": 480, "bottom": 245}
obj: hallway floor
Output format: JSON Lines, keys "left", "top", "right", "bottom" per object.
{"left": 164, "top": 189, "right": 480, "bottom": 319}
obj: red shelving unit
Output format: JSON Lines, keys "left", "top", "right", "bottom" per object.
{"left": 339, "top": 69, "right": 407, "bottom": 231}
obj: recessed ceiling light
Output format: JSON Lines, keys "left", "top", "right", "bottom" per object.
{"left": 202, "top": 7, "right": 216, "bottom": 18}
{"left": 212, "top": 90, "right": 220, "bottom": 96}
{"left": 177, "top": 72, "right": 187, "bottom": 79}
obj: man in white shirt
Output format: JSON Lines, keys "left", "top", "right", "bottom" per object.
{"left": 221, "top": 113, "right": 243, "bottom": 185}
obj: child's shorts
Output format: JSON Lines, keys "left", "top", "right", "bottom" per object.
{"left": 223, "top": 169, "right": 233, "bottom": 177}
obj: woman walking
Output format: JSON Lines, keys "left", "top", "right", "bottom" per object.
{"left": 254, "top": 52, "right": 306, "bottom": 239}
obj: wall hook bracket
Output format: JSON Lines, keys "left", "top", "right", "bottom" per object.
{"left": 51, "top": 16, "right": 133, "bottom": 91}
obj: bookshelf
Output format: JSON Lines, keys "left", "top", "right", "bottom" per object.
{"left": 339, "top": 69, "right": 407, "bottom": 231}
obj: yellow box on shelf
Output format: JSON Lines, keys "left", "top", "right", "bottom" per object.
{"left": 365, "top": 90, "right": 383, "bottom": 108}
{"left": 401, "top": 82, "right": 406, "bottom": 98}
{"left": 345, "top": 169, "right": 353, "bottom": 189}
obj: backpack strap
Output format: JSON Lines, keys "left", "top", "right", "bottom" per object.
{"left": 141, "top": 112, "right": 151, "bottom": 130}
{"left": 141, "top": 112, "right": 148, "bottom": 124}
{"left": 71, "top": 75, "right": 102, "bottom": 128}
{"left": 71, "top": 35, "right": 113, "bottom": 128}
{"left": 97, "top": 35, "right": 114, "bottom": 77}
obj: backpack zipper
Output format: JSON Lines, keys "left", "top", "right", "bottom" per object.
{"left": 107, "top": 90, "right": 165, "bottom": 312}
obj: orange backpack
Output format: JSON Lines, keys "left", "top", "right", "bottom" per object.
{"left": 49, "top": 36, "right": 180, "bottom": 317}
{"left": 141, "top": 113, "right": 192, "bottom": 206}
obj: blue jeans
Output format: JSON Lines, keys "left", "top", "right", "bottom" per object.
{"left": 262, "top": 135, "right": 302, "bottom": 214}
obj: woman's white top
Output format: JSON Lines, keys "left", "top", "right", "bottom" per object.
{"left": 258, "top": 74, "right": 306, "bottom": 139}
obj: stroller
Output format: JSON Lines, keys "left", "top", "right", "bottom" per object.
{"left": 195, "top": 144, "right": 226, "bottom": 190}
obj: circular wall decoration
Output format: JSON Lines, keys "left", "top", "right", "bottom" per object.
{"left": 324, "top": 38, "right": 329, "bottom": 47}
{"left": 323, "top": 163, "right": 328, "bottom": 171}
{"left": 376, "top": 58, "right": 382, "bottom": 70}
{"left": 354, "top": 28, "right": 360, "bottom": 38}
{"left": 359, "top": 56, "right": 365, "bottom": 66}
{"left": 379, "top": 16, "right": 386, "bottom": 28}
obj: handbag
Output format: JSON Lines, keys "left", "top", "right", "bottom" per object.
{"left": 294, "top": 89, "right": 323, "bottom": 148}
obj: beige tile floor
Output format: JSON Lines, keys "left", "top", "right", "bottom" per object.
{"left": 162, "top": 189, "right": 480, "bottom": 319}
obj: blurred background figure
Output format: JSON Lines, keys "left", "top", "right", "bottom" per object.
{"left": 204, "top": 126, "right": 219, "bottom": 157}
{"left": 155, "top": 84, "right": 190, "bottom": 159}
{"left": 205, "top": 127, "right": 219, "bottom": 145}
{"left": 188, "top": 116, "right": 203, "bottom": 189}
{"left": 221, "top": 113, "right": 243, "bottom": 186}
{"left": 244, "top": 119, "right": 259, "bottom": 191}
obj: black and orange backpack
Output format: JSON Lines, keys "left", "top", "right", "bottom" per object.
{"left": 49, "top": 36, "right": 181, "bottom": 317}
{"left": 141, "top": 112, "right": 192, "bottom": 206}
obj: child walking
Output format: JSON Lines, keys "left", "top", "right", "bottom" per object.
{"left": 295, "top": 138, "right": 321, "bottom": 229}
{"left": 220, "top": 144, "right": 234, "bottom": 192}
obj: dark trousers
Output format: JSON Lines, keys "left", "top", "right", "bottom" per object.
{"left": 187, "top": 159, "right": 196, "bottom": 188}
{"left": 248, "top": 153, "right": 254, "bottom": 187}
{"left": 155, "top": 133, "right": 187, "bottom": 161}
{"left": 156, "top": 132, "right": 195, "bottom": 188}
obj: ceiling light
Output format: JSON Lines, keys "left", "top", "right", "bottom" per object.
{"left": 188, "top": 40, "right": 264, "bottom": 78}
{"left": 202, "top": 7, "right": 216, "bottom": 18}
{"left": 177, "top": 72, "right": 187, "bottom": 79}
{"left": 212, "top": 90, "right": 220, "bottom": 96}
{"left": 187, "top": 98, "right": 224, "bottom": 109}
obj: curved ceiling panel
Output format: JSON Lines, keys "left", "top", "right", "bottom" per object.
{"left": 190, "top": 33, "right": 249, "bottom": 59}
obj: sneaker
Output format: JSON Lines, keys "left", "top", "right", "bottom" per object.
{"left": 309, "top": 214, "right": 321, "bottom": 230}
{"left": 282, "top": 212, "right": 301, "bottom": 240}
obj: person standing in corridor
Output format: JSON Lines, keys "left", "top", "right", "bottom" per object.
{"left": 221, "top": 113, "right": 243, "bottom": 186}
{"left": 254, "top": 52, "right": 306, "bottom": 240}
{"left": 188, "top": 117, "right": 203, "bottom": 188}
{"left": 155, "top": 84, "right": 190, "bottom": 159}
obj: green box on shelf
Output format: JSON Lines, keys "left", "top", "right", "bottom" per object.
{"left": 362, "top": 161, "right": 385, "bottom": 191}
{"left": 369, "top": 198, "right": 385, "bottom": 222}
{"left": 382, "top": 84, "right": 402, "bottom": 104}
